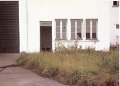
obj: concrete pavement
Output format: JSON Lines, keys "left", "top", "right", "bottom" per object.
{"left": 0, "top": 54, "right": 67, "bottom": 86}
{"left": 0, "top": 53, "right": 19, "bottom": 67}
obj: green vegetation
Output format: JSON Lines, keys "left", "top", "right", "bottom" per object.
{"left": 17, "top": 46, "right": 119, "bottom": 86}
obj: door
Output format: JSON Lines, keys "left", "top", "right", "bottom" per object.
{"left": 0, "top": 1, "right": 19, "bottom": 53}
{"left": 40, "top": 26, "right": 52, "bottom": 51}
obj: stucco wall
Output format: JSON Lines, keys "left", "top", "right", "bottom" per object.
{"left": 110, "top": 2, "right": 119, "bottom": 44}
{"left": 1, "top": 0, "right": 118, "bottom": 52}
{"left": 18, "top": 0, "right": 118, "bottom": 52}
{"left": 24, "top": 0, "right": 112, "bottom": 52}
{"left": 19, "top": 0, "right": 28, "bottom": 52}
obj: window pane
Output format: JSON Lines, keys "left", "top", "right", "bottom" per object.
{"left": 113, "top": 1, "right": 119, "bottom": 6}
{"left": 56, "top": 32, "right": 60, "bottom": 39}
{"left": 77, "top": 19, "right": 82, "bottom": 33}
{"left": 71, "top": 32, "right": 75, "bottom": 39}
{"left": 62, "top": 19, "right": 67, "bottom": 27}
{"left": 56, "top": 19, "right": 67, "bottom": 40}
{"left": 71, "top": 20, "right": 75, "bottom": 26}
{"left": 71, "top": 20, "right": 75, "bottom": 40}
{"left": 71, "top": 26, "right": 75, "bottom": 32}
{"left": 77, "top": 19, "right": 82, "bottom": 39}
{"left": 86, "top": 33, "right": 90, "bottom": 39}
{"left": 77, "top": 19, "right": 82, "bottom": 27}
{"left": 116, "top": 24, "right": 119, "bottom": 29}
{"left": 92, "top": 19, "right": 97, "bottom": 39}
{"left": 62, "top": 26, "right": 66, "bottom": 32}
{"left": 62, "top": 32, "right": 66, "bottom": 40}
{"left": 113, "top": 1, "right": 117, "bottom": 5}
{"left": 86, "top": 19, "right": 90, "bottom": 33}
{"left": 56, "top": 26, "right": 60, "bottom": 32}
{"left": 56, "top": 20, "right": 60, "bottom": 39}
{"left": 62, "top": 19, "right": 67, "bottom": 39}
{"left": 77, "top": 33, "right": 81, "bottom": 39}
{"left": 56, "top": 20, "right": 60, "bottom": 26}
{"left": 92, "top": 19, "right": 97, "bottom": 33}
{"left": 92, "top": 33, "right": 96, "bottom": 39}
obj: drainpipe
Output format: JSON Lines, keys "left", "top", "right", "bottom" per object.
{"left": 26, "top": 0, "right": 29, "bottom": 52}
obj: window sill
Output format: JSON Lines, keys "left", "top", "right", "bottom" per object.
{"left": 85, "top": 39, "right": 99, "bottom": 42}
{"left": 70, "top": 39, "right": 83, "bottom": 40}
{"left": 55, "top": 39, "right": 99, "bottom": 42}
{"left": 112, "top": 5, "right": 119, "bottom": 7}
{"left": 55, "top": 39, "right": 68, "bottom": 41}
{"left": 70, "top": 39, "right": 99, "bottom": 42}
{"left": 86, "top": 38, "right": 97, "bottom": 40}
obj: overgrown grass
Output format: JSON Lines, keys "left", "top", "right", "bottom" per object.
{"left": 17, "top": 47, "right": 119, "bottom": 86}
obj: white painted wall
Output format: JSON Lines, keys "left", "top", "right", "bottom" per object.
{"left": 110, "top": 2, "right": 119, "bottom": 44}
{"left": 24, "top": 0, "right": 112, "bottom": 52}
{"left": 18, "top": 0, "right": 118, "bottom": 52}
{"left": 19, "top": 0, "right": 28, "bottom": 52}
{"left": 0, "top": 0, "right": 118, "bottom": 52}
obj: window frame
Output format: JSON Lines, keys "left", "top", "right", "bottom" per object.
{"left": 55, "top": 19, "right": 67, "bottom": 40}
{"left": 86, "top": 19, "right": 98, "bottom": 40}
{"left": 113, "top": 1, "right": 119, "bottom": 7}
{"left": 70, "top": 19, "right": 83, "bottom": 40}
{"left": 116, "top": 24, "right": 119, "bottom": 29}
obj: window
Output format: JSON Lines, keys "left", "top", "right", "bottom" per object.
{"left": 92, "top": 19, "right": 98, "bottom": 39}
{"left": 71, "top": 19, "right": 83, "bottom": 40}
{"left": 55, "top": 19, "right": 67, "bottom": 40}
{"left": 86, "top": 19, "right": 98, "bottom": 40}
{"left": 56, "top": 20, "right": 60, "bottom": 39}
{"left": 116, "top": 24, "right": 119, "bottom": 29}
{"left": 86, "top": 19, "right": 91, "bottom": 39}
{"left": 113, "top": 1, "right": 119, "bottom": 7}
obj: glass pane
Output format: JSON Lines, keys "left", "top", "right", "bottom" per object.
{"left": 62, "top": 19, "right": 67, "bottom": 33}
{"left": 71, "top": 20, "right": 75, "bottom": 26}
{"left": 77, "top": 20, "right": 81, "bottom": 33}
{"left": 71, "top": 32, "right": 75, "bottom": 39}
{"left": 56, "top": 20, "right": 60, "bottom": 26}
{"left": 62, "top": 19, "right": 67, "bottom": 27}
{"left": 86, "top": 19, "right": 90, "bottom": 33}
{"left": 92, "top": 19, "right": 97, "bottom": 33}
{"left": 56, "top": 32, "right": 60, "bottom": 39}
{"left": 86, "top": 33, "right": 90, "bottom": 39}
{"left": 77, "top": 28, "right": 81, "bottom": 33}
{"left": 77, "top": 33, "right": 81, "bottom": 39}
{"left": 56, "top": 26, "right": 60, "bottom": 32}
{"left": 62, "top": 27, "right": 66, "bottom": 32}
{"left": 92, "top": 33, "right": 96, "bottom": 39}
{"left": 62, "top": 32, "right": 66, "bottom": 39}
{"left": 77, "top": 22, "right": 81, "bottom": 33}
{"left": 77, "top": 19, "right": 82, "bottom": 27}
{"left": 71, "top": 26, "right": 75, "bottom": 32}
{"left": 116, "top": 24, "right": 119, "bottom": 29}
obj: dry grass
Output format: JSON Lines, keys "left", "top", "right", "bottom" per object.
{"left": 17, "top": 46, "right": 119, "bottom": 86}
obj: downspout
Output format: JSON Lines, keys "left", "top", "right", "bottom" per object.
{"left": 26, "top": 0, "right": 28, "bottom": 52}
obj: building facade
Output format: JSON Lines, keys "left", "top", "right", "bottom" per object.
{"left": 0, "top": 0, "right": 119, "bottom": 53}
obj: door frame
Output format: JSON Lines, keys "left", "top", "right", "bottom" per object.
{"left": 40, "top": 21, "right": 52, "bottom": 52}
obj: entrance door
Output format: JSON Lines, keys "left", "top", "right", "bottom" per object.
{"left": 40, "top": 25, "right": 52, "bottom": 52}
{"left": 0, "top": 1, "right": 19, "bottom": 53}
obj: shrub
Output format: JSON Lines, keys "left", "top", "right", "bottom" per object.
{"left": 17, "top": 46, "right": 119, "bottom": 86}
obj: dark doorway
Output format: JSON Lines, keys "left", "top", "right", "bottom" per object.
{"left": 0, "top": 1, "right": 19, "bottom": 53}
{"left": 40, "top": 26, "right": 52, "bottom": 52}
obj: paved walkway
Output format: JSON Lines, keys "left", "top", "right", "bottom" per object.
{"left": 0, "top": 54, "right": 67, "bottom": 86}
{"left": 0, "top": 53, "right": 19, "bottom": 67}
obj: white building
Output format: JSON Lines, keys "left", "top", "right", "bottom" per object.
{"left": 0, "top": 0, "right": 119, "bottom": 53}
